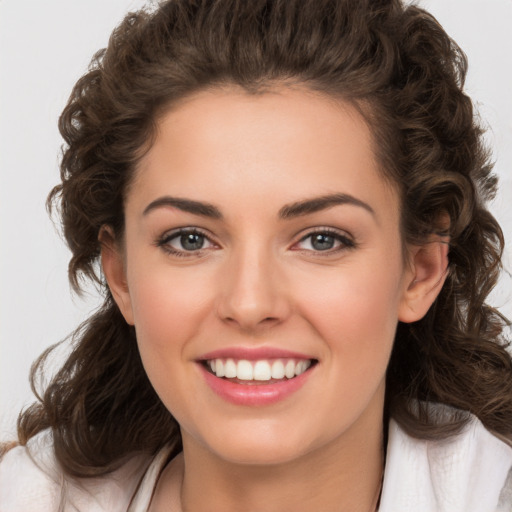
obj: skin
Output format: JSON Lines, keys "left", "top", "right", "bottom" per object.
{"left": 102, "top": 86, "right": 448, "bottom": 511}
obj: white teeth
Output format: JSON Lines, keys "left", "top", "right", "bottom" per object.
{"left": 224, "top": 359, "right": 237, "bottom": 378}
{"left": 295, "top": 360, "right": 311, "bottom": 376}
{"left": 271, "top": 360, "right": 285, "bottom": 379}
{"left": 237, "top": 360, "right": 253, "bottom": 380}
{"left": 253, "top": 361, "right": 272, "bottom": 381}
{"left": 215, "top": 359, "right": 225, "bottom": 378}
{"left": 208, "top": 358, "right": 313, "bottom": 381}
{"left": 285, "top": 360, "right": 296, "bottom": 379}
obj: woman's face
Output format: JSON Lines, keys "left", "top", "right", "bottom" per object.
{"left": 108, "top": 86, "right": 420, "bottom": 465}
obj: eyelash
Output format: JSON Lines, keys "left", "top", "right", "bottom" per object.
{"left": 155, "top": 227, "right": 356, "bottom": 258}
{"left": 155, "top": 228, "right": 216, "bottom": 258}
{"left": 292, "top": 227, "right": 356, "bottom": 254}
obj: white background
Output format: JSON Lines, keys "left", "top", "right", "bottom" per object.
{"left": 1, "top": 0, "right": 511, "bottom": 440}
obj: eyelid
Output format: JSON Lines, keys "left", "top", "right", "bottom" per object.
{"left": 290, "top": 226, "right": 356, "bottom": 253}
{"left": 155, "top": 225, "right": 355, "bottom": 257}
{"left": 156, "top": 226, "right": 219, "bottom": 256}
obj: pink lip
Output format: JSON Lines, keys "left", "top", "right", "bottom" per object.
{"left": 198, "top": 361, "right": 315, "bottom": 406}
{"left": 198, "top": 346, "right": 313, "bottom": 361}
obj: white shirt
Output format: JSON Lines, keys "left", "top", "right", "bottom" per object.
{"left": 1, "top": 414, "right": 511, "bottom": 511}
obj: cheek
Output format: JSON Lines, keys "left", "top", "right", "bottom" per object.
{"left": 125, "top": 266, "right": 215, "bottom": 420}
{"left": 291, "top": 260, "right": 403, "bottom": 427}
{"left": 126, "top": 262, "right": 215, "bottom": 362}
{"left": 293, "top": 255, "right": 405, "bottom": 361}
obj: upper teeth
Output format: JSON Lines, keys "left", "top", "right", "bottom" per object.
{"left": 207, "top": 358, "right": 312, "bottom": 381}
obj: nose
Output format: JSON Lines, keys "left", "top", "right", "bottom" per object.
{"left": 216, "top": 245, "right": 291, "bottom": 332}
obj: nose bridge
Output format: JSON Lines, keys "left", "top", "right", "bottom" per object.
{"left": 217, "top": 237, "right": 288, "bottom": 330}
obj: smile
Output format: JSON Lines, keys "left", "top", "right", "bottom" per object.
{"left": 205, "top": 358, "right": 314, "bottom": 382}
{"left": 198, "top": 352, "right": 317, "bottom": 406}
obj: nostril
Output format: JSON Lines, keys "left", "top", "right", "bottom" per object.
{"left": 221, "top": 315, "right": 281, "bottom": 332}
{"left": 216, "top": 286, "right": 291, "bottom": 329}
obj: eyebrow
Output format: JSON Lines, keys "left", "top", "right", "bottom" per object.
{"left": 142, "top": 193, "right": 375, "bottom": 220}
{"left": 278, "top": 193, "right": 375, "bottom": 219}
{"left": 143, "top": 197, "right": 223, "bottom": 219}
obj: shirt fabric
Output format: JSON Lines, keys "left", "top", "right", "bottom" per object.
{"left": 1, "top": 413, "right": 511, "bottom": 511}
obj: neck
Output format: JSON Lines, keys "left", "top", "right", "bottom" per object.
{"left": 175, "top": 414, "right": 383, "bottom": 511}
{"left": 183, "top": 442, "right": 382, "bottom": 512}
{"left": 151, "top": 390, "right": 386, "bottom": 512}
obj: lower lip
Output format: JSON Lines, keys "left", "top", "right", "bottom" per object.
{"left": 199, "top": 364, "right": 314, "bottom": 406}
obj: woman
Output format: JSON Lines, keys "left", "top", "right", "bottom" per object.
{"left": 1, "top": 0, "right": 511, "bottom": 510}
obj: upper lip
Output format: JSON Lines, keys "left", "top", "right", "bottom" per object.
{"left": 198, "top": 346, "right": 315, "bottom": 361}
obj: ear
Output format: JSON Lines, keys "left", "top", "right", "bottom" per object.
{"left": 398, "top": 237, "right": 449, "bottom": 323}
{"left": 99, "top": 226, "right": 134, "bottom": 325}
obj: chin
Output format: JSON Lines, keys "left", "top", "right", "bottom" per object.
{"left": 186, "top": 420, "right": 329, "bottom": 467}
{"left": 212, "top": 440, "right": 310, "bottom": 467}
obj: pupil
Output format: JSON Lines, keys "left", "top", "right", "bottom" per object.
{"left": 181, "top": 233, "right": 204, "bottom": 250}
{"left": 312, "top": 234, "right": 334, "bottom": 251}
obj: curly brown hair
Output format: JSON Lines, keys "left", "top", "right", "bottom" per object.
{"left": 14, "top": 0, "right": 512, "bottom": 477}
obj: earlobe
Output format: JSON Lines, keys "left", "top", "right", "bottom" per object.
{"left": 398, "top": 238, "right": 449, "bottom": 323}
{"left": 99, "top": 226, "right": 135, "bottom": 325}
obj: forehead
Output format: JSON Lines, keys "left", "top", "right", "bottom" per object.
{"left": 130, "top": 86, "right": 399, "bottom": 222}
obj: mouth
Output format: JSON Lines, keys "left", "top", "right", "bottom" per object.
{"left": 201, "top": 358, "right": 318, "bottom": 383}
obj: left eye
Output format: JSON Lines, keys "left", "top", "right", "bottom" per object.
{"left": 161, "top": 230, "right": 214, "bottom": 252}
{"left": 295, "top": 231, "right": 353, "bottom": 252}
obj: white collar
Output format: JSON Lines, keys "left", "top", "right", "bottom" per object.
{"left": 379, "top": 415, "right": 512, "bottom": 512}
{"left": 129, "top": 415, "right": 512, "bottom": 511}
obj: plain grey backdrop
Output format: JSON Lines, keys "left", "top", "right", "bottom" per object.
{"left": 1, "top": 0, "right": 511, "bottom": 439}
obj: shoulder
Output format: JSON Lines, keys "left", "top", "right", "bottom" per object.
{"left": 0, "top": 430, "right": 62, "bottom": 511}
{"left": 380, "top": 405, "right": 512, "bottom": 512}
{"left": 0, "top": 430, "right": 158, "bottom": 512}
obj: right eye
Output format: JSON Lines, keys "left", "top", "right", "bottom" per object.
{"left": 156, "top": 228, "right": 216, "bottom": 256}
{"left": 291, "top": 228, "right": 356, "bottom": 255}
